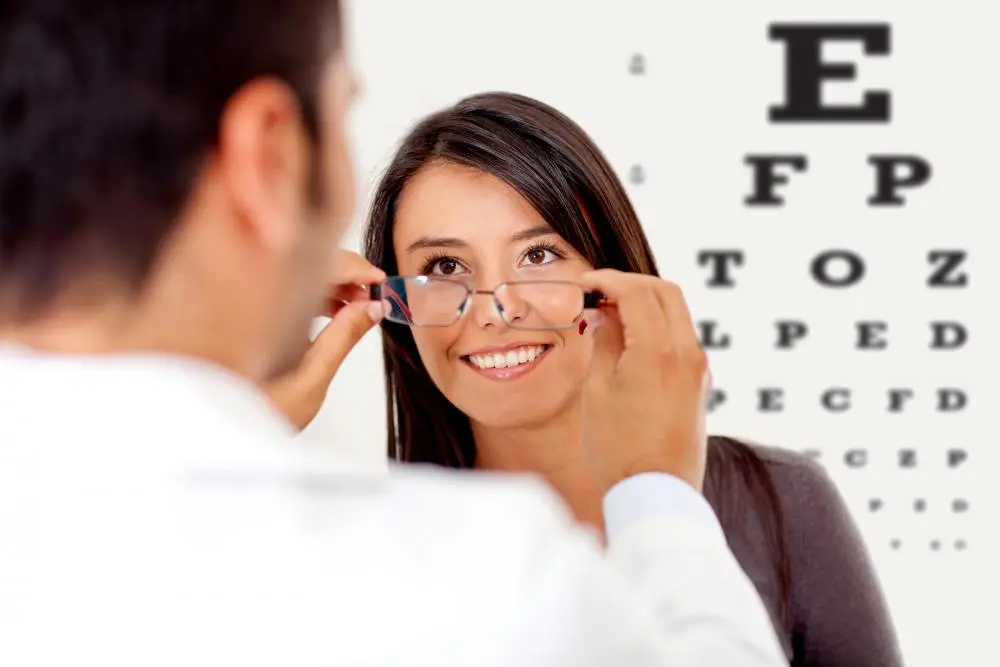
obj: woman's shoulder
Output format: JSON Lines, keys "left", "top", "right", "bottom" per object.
{"left": 709, "top": 439, "right": 905, "bottom": 667}
{"left": 710, "top": 436, "right": 839, "bottom": 504}
{"left": 706, "top": 435, "right": 857, "bottom": 552}
{"left": 747, "top": 441, "right": 845, "bottom": 511}
{"left": 722, "top": 437, "right": 820, "bottom": 471}
{"left": 740, "top": 442, "right": 813, "bottom": 467}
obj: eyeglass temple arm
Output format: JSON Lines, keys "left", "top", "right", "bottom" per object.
{"left": 367, "top": 283, "right": 412, "bottom": 321}
{"left": 583, "top": 290, "right": 605, "bottom": 309}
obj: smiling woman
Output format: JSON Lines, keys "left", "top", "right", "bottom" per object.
{"left": 378, "top": 160, "right": 603, "bottom": 426}
{"left": 362, "top": 91, "right": 903, "bottom": 667}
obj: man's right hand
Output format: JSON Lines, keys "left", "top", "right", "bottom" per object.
{"left": 261, "top": 250, "right": 385, "bottom": 431}
{"left": 579, "top": 270, "right": 711, "bottom": 493}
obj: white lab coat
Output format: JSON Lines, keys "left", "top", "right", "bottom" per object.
{"left": 0, "top": 347, "right": 786, "bottom": 666}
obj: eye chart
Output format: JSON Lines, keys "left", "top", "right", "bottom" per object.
{"left": 311, "top": 2, "right": 1000, "bottom": 664}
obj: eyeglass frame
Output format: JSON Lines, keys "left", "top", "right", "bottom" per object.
{"left": 367, "top": 276, "right": 605, "bottom": 329}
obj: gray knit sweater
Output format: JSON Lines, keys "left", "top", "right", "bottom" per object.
{"left": 704, "top": 443, "right": 904, "bottom": 667}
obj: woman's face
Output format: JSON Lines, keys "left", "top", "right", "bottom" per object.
{"left": 392, "top": 162, "right": 595, "bottom": 429}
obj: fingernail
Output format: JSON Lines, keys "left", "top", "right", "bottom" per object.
{"left": 578, "top": 319, "right": 588, "bottom": 335}
{"left": 365, "top": 301, "right": 385, "bottom": 323}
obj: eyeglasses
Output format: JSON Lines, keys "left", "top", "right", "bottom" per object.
{"left": 368, "top": 276, "right": 603, "bottom": 331}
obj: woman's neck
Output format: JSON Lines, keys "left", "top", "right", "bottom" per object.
{"left": 472, "top": 405, "right": 606, "bottom": 536}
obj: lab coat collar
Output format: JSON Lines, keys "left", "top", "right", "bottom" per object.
{"left": 0, "top": 342, "right": 298, "bottom": 441}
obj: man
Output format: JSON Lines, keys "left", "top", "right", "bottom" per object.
{"left": 0, "top": 2, "right": 786, "bottom": 665}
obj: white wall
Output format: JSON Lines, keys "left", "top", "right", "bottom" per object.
{"left": 304, "top": 2, "right": 1000, "bottom": 664}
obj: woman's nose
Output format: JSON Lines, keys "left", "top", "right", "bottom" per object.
{"left": 494, "top": 286, "right": 531, "bottom": 326}
{"left": 469, "top": 290, "right": 507, "bottom": 329}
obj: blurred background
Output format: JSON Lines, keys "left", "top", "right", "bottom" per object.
{"left": 306, "top": 1, "right": 999, "bottom": 664}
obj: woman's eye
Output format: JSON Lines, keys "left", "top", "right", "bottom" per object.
{"left": 429, "top": 257, "right": 465, "bottom": 276}
{"left": 522, "top": 248, "right": 558, "bottom": 266}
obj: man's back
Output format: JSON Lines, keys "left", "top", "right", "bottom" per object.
{"left": 0, "top": 347, "right": 788, "bottom": 666}
{"left": 0, "top": 348, "right": 601, "bottom": 666}
{"left": 2, "top": 3, "right": 785, "bottom": 665}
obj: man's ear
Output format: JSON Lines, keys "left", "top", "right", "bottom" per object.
{"left": 216, "top": 77, "right": 311, "bottom": 251}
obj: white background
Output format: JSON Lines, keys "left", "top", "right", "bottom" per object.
{"left": 305, "top": 2, "right": 1000, "bottom": 664}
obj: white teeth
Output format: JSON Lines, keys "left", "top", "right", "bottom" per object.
{"left": 469, "top": 346, "right": 546, "bottom": 371}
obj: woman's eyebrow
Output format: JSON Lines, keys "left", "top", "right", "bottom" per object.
{"left": 510, "top": 225, "right": 556, "bottom": 242}
{"left": 405, "top": 236, "right": 467, "bottom": 253}
{"left": 405, "top": 225, "right": 555, "bottom": 253}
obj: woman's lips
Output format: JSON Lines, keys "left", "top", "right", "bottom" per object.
{"left": 462, "top": 344, "right": 551, "bottom": 381}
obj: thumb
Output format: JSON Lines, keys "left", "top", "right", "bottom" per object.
{"left": 302, "top": 300, "right": 384, "bottom": 385}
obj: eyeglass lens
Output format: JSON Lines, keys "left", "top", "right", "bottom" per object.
{"left": 371, "top": 277, "right": 592, "bottom": 330}
{"left": 493, "top": 281, "right": 585, "bottom": 330}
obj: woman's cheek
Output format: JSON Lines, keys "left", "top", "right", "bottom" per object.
{"left": 412, "top": 328, "right": 458, "bottom": 384}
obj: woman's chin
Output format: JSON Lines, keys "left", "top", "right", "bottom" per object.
{"left": 460, "top": 394, "right": 576, "bottom": 431}
{"left": 439, "top": 358, "right": 588, "bottom": 431}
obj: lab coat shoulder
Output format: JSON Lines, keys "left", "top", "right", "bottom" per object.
{"left": 383, "top": 462, "right": 576, "bottom": 531}
{"left": 327, "top": 462, "right": 589, "bottom": 589}
{"left": 250, "top": 456, "right": 788, "bottom": 667}
{"left": 284, "top": 462, "right": 608, "bottom": 665}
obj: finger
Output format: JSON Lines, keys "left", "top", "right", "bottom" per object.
{"left": 324, "top": 284, "right": 373, "bottom": 318}
{"left": 320, "top": 250, "right": 386, "bottom": 318}
{"left": 653, "top": 280, "right": 702, "bottom": 354}
{"left": 330, "top": 249, "right": 386, "bottom": 286}
{"left": 587, "top": 305, "right": 624, "bottom": 383}
{"left": 330, "top": 284, "right": 372, "bottom": 302}
{"left": 652, "top": 281, "right": 711, "bottom": 415}
{"left": 302, "top": 300, "right": 384, "bottom": 385}
{"left": 581, "top": 270, "right": 669, "bottom": 352}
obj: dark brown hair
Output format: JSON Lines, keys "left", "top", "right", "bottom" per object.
{"left": 362, "top": 91, "right": 790, "bottom": 614}
{"left": 0, "top": 0, "right": 341, "bottom": 321}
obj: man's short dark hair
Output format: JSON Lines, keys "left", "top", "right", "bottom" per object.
{"left": 0, "top": 0, "right": 341, "bottom": 320}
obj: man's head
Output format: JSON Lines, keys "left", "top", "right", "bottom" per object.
{"left": 0, "top": 0, "right": 355, "bottom": 380}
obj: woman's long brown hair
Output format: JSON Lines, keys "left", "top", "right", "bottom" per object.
{"left": 362, "top": 91, "right": 790, "bottom": 617}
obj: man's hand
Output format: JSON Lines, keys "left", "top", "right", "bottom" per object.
{"left": 580, "top": 270, "right": 711, "bottom": 492}
{"left": 262, "top": 250, "right": 385, "bottom": 431}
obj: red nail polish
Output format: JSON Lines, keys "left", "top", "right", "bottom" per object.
{"left": 578, "top": 319, "right": 588, "bottom": 335}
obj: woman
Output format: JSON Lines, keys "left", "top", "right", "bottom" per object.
{"left": 361, "top": 92, "right": 903, "bottom": 667}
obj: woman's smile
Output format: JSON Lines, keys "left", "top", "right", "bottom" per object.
{"left": 461, "top": 343, "right": 552, "bottom": 381}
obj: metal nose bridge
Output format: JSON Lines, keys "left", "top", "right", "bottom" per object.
{"left": 466, "top": 288, "right": 505, "bottom": 310}
{"left": 463, "top": 287, "right": 513, "bottom": 320}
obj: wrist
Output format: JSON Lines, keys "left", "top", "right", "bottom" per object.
{"left": 602, "top": 472, "right": 717, "bottom": 544}
{"left": 607, "top": 456, "right": 704, "bottom": 494}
